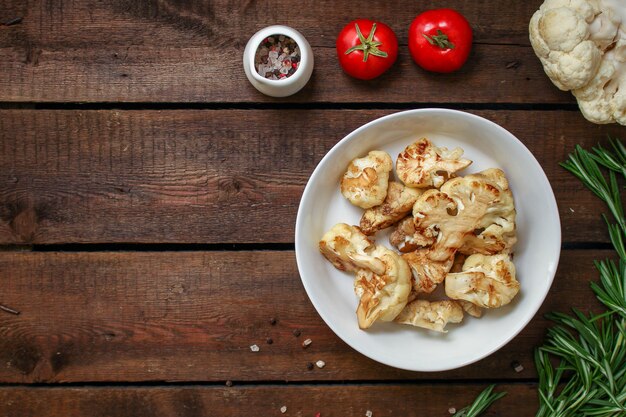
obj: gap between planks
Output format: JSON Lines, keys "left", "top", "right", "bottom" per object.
{"left": 0, "top": 102, "right": 581, "bottom": 111}
{"left": 0, "top": 242, "right": 614, "bottom": 252}
{"left": 0, "top": 378, "right": 539, "bottom": 388}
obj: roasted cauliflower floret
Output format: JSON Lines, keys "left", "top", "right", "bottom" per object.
{"left": 445, "top": 169, "right": 517, "bottom": 256}
{"left": 354, "top": 246, "right": 412, "bottom": 329}
{"left": 389, "top": 216, "right": 432, "bottom": 253}
{"left": 411, "top": 190, "right": 456, "bottom": 259}
{"left": 396, "top": 138, "right": 472, "bottom": 188}
{"left": 446, "top": 252, "right": 520, "bottom": 308}
{"left": 458, "top": 300, "right": 483, "bottom": 318}
{"left": 360, "top": 182, "right": 423, "bottom": 235}
{"left": 402, "top": 249, "right": 454, "bottom": 294}
{"left": 319, "top": 223, "right": 384, "bottom": 274}
{"left": 412, "top": 169, "right": 517, "bottom": 262}
{"left": 341, "top": 150, "right": 393, "bottom": 208}
{"left": 394, "top": 299, "right": 464, "bottom": 332}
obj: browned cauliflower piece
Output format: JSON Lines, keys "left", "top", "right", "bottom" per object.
{"left": 394, "top": 299, "right": 464, "bottom": 332}
{"left": 406, "top": 288, "right": 420, "bottom": 304}
{"left": 452, "top": 253, "right": 483, "bottom": 317}
{"left": 445, "top": 252, "right": 520, "bottom": 308}
{"left": 389, "top": 216, "right": 429, "bottom": 253}
{"left": 458, "top": 300, "right": 483, "bottom": 318}
{"left": 319, "top": 223, "right": 384, "bottom": 274}
{"left": 412, "top": 169, "right": 517, "bottom": 262}
{"left": 341, "top": 150, "right": 393, "bottom": 209}
{"left": 396, "top": 138, "right": 472, "bottom": 188}
{"left": 360, "top": 182, "right": 423, "bottom": 235}
{"left": 402, "top": 249, "right": 454, "bottom": 294}
{"left": 450, "top": 169, "right": 517, "bottom": 256}
{"left": 354, "top": 245, "right": 412, "bottom": 329}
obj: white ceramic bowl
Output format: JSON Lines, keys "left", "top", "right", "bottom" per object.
{"left": 295, "top": 109, "right": 561, "bottom": 372}
{"left": 243, "top": 25, "right": 314, "bottom": 97}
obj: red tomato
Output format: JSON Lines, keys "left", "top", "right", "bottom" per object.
{"left": 408, "top": 9, "right": 473, "bottom": 73}
{"left": 336, "top": 19, "right": 398, "bottom": 80}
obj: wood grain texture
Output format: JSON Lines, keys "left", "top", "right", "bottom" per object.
{"left": 0, "top": 250, "right": 607, "bottom": 383}
{"left": 1, "top": 109, "right": 624, "bottom": 245}
{"left": 0, "top": 384, "right": 538, "bottom": 417}
{"left": 0, "top": 0, "right": 573, "bottom": 103}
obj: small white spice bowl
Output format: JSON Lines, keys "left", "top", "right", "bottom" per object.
{"left": 243, "top": 25, "right": 314, "bottom": 97}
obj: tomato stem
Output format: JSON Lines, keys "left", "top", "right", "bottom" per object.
{"left": 423, "top": 30, "right": 455, "bottom": 50}
{"left": 345, "top": 22, "right": 389, "bottom": 62}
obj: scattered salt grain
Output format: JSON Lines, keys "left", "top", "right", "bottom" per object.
{"left": 302, "top": 338, "right": 312, "bottom": 348}
{"left": 280, "top": 405, "right": 287, "bottom": 413}
{"left": 448, "top": 407, "right": 456, "bottom": 414}
{"left": 365, "top": 411, "right": 373, "bottom": 417}
{"left": 316, "top": 360, "right": 325, "bottom": 369}
{"left": 514, "top": 363, "right": 525, "bottom": 373}
{"left": 250, "top": 344, "right": 260, "bottom": 352}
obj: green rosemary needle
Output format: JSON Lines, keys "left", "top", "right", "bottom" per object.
{"left": 452, "top": 385, "right": 506, "bottom": 417}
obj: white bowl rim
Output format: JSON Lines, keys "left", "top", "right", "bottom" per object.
{"left": 294, "top": 108, "right": 561, "bottom": 372}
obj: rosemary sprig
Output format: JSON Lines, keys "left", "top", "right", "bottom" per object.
{"left": 452, "top": 384, "right": 506, "bottom": 417}
{"left": 534, "top": 139, "right": 626, "bottom": 417}
{"left": 561, "top": 143, "right": 626, "bottom": 236}
{"left": 589, "top": 138, "right": 626, "bottom": 178}
{"left": 459, "top": 139, "right": 626, "bottom": 417}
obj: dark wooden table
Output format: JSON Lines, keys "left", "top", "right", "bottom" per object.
{"left": 1, "top": 1, "right": 625, "bottom": 416}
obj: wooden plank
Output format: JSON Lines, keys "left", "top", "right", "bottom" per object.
{"left": 0, "top": 0, "right": 572, "bottom": 103}
{"left": 0, "top": 384, "right": 539, "bottom": 417}
{"left": 1, "top": 109, "right": 624, "bottom": 245}
{"left": 0, "top": 250, "right": 608, "bottom": 383}
{"left": 0, "top": 0, "right": 542, "bottom": 47}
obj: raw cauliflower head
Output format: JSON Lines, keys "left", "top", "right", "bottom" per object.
{"left": 396, "top": 138, "right": 472, "bottom": 188}
{"left": 394, "top": 299, "right": 464, "bottom": 332}
{"left": 319, "top": 223, "right": 384, "bottom": 274}
{"left": 341, "top": 150, "right": 393, "bottom": 208}
{"left": 411, "top": 169, "right": 517, "bottom": 262}
{"left": 360, "top": 182, "right": 423, "bottom": 235}
{"left": 354, "top": 245, "right": 412, "bottom": 329}
{"left": 445, "top": 252, "right": 520, "bottom": 308}
{"left": 529, "top": 0, "right": 626, "bottom": 125}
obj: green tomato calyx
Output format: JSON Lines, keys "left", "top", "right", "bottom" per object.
{"left": 345, "top": 22, "right": 389, "bottom": 62}
{"left": 423, "top": 30, "right": 455, "bottom": 50}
